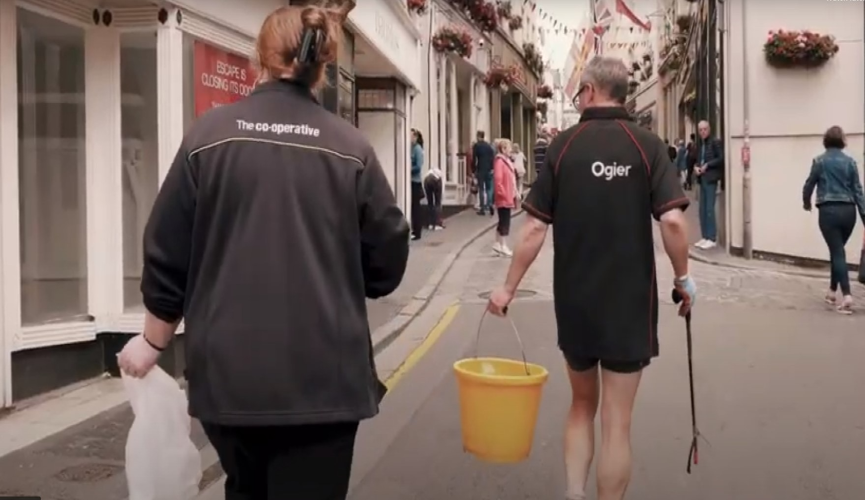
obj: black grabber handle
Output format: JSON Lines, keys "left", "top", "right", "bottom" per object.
{"left": 672, "top": 288, "right": 699, "bottom": 473}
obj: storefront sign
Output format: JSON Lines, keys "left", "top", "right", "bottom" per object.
{"left": 348, "top": 2, "right": 422, "bottom": 89}
{"left": 193, "top": 41, "right": 256, "bottom": 117}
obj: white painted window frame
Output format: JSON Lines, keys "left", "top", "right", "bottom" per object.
{"left": 0, "top": 1, "right": 258, "bottom": 406}
{"left": 114, "top": 7, "right": 255, "bottom": 334}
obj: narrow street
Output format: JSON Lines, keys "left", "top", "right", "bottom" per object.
{"left": 346, "top": 214, "right": 865, "bottom": 500}
{"left": 2, "top": 211, "right": 864, "bottom": 500}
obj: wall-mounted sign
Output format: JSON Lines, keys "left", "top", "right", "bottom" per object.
{"left": 193, "top": 41, "right": 256, "bottom": 117}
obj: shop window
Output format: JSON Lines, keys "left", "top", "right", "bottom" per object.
{"left": 358, "top": 87, "right": 395, "bottom": 109}
{"left": 339, "top": 28, "right": 354, "bottom": 74}
{"left": 357, "top": 78, "right": 408, "bottom": 211}
{"left": 121, "top": 32, "right": 159, "bottom": 312}
{"left": 16, "top": 8, "right": 88, "bottom": 325}
{"left": 183, "top": 36, "right": 256, "bottom": 129}
{"left": 338, "top": 70, "right": 355, "bottom": 125}
{"left": 320, "top": 63, "right": 338, "bottom": 113}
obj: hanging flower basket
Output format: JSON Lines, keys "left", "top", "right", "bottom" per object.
{"left": 407, "top": 0, "right": 428, "bottom": 15}
{"left": 764, "top": 29, "right": 839, "bottom": 68}
{"left": 642, "top": 53, "right": 652, "bottom": 63}
{"left": 522, "top": 42, "right": 544, "bottom": 76}
{"left": 537, "top": 84, "right": 553, "bottom": 99}
{"left": 631, "top": 61, "right": 641, "bottom": 71}
{"left": 675, "top": 14, "right": 692, "bottom": 33}
{"left": 483, "top": 64, "right": 519, "bottom": 89}
{"left": 508, "top": 16, "right": 522, "bottom": 31}
{"left": 469, "top": 0, "right": 498, "bottom": 33}
{"left": 496, "top": 0, "right": 512, "bottom": 19}
{"left": 433, "top": 27, "right": 473, "bottom": 58}
{"left": 536, "top": 101, "right": 548, "bottom": 118}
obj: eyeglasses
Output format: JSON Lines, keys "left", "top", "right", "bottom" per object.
{"left": 571, "top": 83, "right": 588, "bottom": 108}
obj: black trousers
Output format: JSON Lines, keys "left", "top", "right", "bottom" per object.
{"left": 203, "top": 421, "right": 359, "bottom": 500}
{"left": 496, "top": 207, "right": 512, "bottom": 236}
{"left": 423, "top": 176, "right": 443, "bottom": 227}
{"left": 818, "top": 202, "right": 856, "bottom": 295}
{"left": 410, "top": 181, "right": 424, "bottom": 238}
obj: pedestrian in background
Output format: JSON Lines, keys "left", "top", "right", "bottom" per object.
{"left": 693, "top": 121, "right": 724, "bottom": 249}
{"left": 511, "top": 143, "right": 527, "bottom": 196}
{"left": 534, "top": 130, "right": 550, "bottom": 180}
{"left": 492, "top": 138, "right": 518, "bottom": 256}
{"left": 487, "top": 56, "right": 695, "bottom": 500}
{"left": 424, "top": 164, "right": 444, "bottom": 230}
{"left": 411, "top": 129, "right": 425, "bottom": 240}
{"left": 676, "top": 138, "right": 688, "bottom": 188}
{"left": 685, "top": 133, "right": 697, "bottom": 190}
{"left": 117, "top": 5, "right": 409, "bottom": 499}
{"left": 472, "top": 130, "right": 496, "bottom": 216}
{"left": 803, "top": 125, "right": 865, "bottom": 314}
{"left": 665, "top": 139, "right": 677, "bottom": 162}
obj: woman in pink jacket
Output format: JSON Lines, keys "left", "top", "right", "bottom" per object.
{"left": 493, "top": 138, "right": 518, "bottom": 256}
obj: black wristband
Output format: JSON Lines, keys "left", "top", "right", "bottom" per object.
{"left": 142, "top": 334, "right": 165, "bottom": 352}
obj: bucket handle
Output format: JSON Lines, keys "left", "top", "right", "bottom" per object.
{"left": 475, "top": 309, "right": 530, "bottom": 375}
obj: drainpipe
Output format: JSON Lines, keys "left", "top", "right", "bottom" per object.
{"left": 427, "top": 3, "right": 435, "bottom": 172}
{"left": 720, "top": 0, "right": 731, "bottom": 252}
{"left": 741, "top": 0, "right": 753, "bottom": 258}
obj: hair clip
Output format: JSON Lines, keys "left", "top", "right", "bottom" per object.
{"left": 298, "top": 28, "right": 324, "bottom": 65}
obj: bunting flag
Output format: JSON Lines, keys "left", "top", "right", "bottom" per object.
{"left": 517, "top": 0, "right": 651, "bottom": 44}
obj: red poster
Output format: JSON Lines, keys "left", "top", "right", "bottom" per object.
{"left": 193, "top": 41, "right": 257, "bottom": 117}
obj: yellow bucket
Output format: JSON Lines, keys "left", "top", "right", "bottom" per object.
{"left": 453, "top": 311, "right": 549, "bottom": 463}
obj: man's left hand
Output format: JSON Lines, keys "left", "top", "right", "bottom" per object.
{"left": 487, "top": 286, "right": 514, "bottom": 317}
{"left": 118, "top": 334, "right": 162, "bottom": 378}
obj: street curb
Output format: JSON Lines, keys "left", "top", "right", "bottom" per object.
{"left": 688, "top": 248, "right": 855, "bottom": 280}
{"left": 370, "top": 209, "right": 525, "bottom": 354}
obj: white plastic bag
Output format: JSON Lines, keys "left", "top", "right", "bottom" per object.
{"left": 123, "top": 367, "right": 202, "bottom": 500}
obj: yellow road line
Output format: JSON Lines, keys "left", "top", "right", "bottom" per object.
{"left": 384, "top": 303, "right": 461, "bottom": 391}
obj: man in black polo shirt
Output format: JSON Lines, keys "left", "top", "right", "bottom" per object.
{"left": 487, "top": 57, "right": 696, "bottom": 500}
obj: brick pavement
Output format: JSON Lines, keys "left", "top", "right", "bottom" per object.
{"left": 684, "top": 191, "right": 864, "bottom": 282}
{"left": 456, "top": 213, "right": 865, "bottom": 313}
{"left": 0, "top": 208, "right": 504, "bottom": 500}
{"left": 366, "top": 209, "right": 501, "bottom": 332}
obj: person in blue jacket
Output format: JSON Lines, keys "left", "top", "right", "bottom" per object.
{"left": 803, "top": 125, "right": 865, "bottom": 314}
{"left": 410, "top": 129, "right": 425, "bottom": 240}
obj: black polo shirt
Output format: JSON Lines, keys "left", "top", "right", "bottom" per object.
{"left": 522, "top": 106, "right": 688, "bottom": 362}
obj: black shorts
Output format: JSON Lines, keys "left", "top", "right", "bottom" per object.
{"left": 497, "top": 207, "right": 512, "bottom": 236}
{"left": 203, "top": 421, "right": 358, "bottom": 500}
{"left": 563, "top": 351, "right": 650, "bottom": 374}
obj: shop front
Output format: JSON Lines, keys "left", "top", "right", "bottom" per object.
{"left": 349, "top": 0, "right": 422, "bottom": 217}
{"left": 0, "top": 0, "right": 285, "bottom": 408}
{"left": 419, "top": 0, "right": 491, "bottom": 207}
{"left": 490, "top": 31, "right": 538, "bottom": 181}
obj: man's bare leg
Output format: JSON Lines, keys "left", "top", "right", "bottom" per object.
{"left": 564, "top": 363, "right": 600, "bottom": 499}
{"left": 596, "top": 369, "right": 643, "bottom": 500}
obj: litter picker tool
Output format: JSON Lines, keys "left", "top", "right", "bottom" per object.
{"left": 671, "top": 288, "right": 705, "bottom": 474}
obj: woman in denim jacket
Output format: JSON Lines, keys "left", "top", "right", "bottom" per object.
{"left": 803, "top": 126, "right": 865, "bottom": 313}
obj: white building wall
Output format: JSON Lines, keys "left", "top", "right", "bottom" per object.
{"left": 725, "top": 0, "right": 865, "bottom": 263}
{"left": 168, "top": 0, "right": 285, "bottom": 37}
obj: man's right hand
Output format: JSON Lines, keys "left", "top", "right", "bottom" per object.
{"left": 674, "top": 275, "right": 697, "bottom": 316}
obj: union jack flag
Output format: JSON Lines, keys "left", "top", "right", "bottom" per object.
{"left": 592, "top": 0, "right": 614, "bottom": 36}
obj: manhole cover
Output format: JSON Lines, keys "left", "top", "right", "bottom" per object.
{"left": 477, "top": 289, "right": 536, "bottom": 299}
{"left": 54, "top": 463, "right": 123, "bottom": 482}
